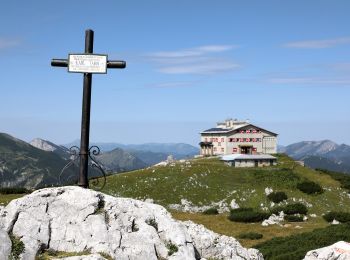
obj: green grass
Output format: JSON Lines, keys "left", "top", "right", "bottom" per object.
{"left": 0, "top": 194, "right": 25, "bottom": 206}
{"left": 171, "top": 210, "right": 329, "bottom": 248}
{"left": 100, "top": 154, "right": 350, "bottom": 217}
{"left": 95, "top": 154, "right": 350, "bottom": 256}
{"left": 35, "top": 250, "right": 91, "bottom": 260}
{"left": 255, "top": 223, "right": 350, "bottom": 260}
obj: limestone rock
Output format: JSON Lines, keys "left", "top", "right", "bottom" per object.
{"left": 0, "top": 228, "right": 11, "bottom": 260}
{"left": 30, "top": 138, "right": 57, "bottom": 152}
{"left": 230, "top": 199, "right": 240, "bottom": 209}
{"left": 183, "top": 221, "right": 263, "bottom": 260}
{"left": 304, "top": 241, "right": 350, "bottom": 260}
{"left": 262, "top": 212, "right": 284, "bottom": 226}
{"left": 264, "top": 187, "right": 273, "bottom": 196}
{"left": 331, "top": 219, "right": 340, "bottom": 225}
{"left": 168, "top": 199, "right": 230, "bottom": 214}
{"left": 53, "top": 254, "right": 107, "bottom": 260}
{"left": 0, "top": 187, "right": 263, "bottom": 260}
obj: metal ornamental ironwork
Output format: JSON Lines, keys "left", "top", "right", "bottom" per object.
{"left": 52, "top": 29, "right": 126, "bottom": 189}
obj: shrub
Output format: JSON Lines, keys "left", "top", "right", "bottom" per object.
{"left": 166, "top": 241, "right": 178, "bottom": 256}
{"left": 230, "top": 207, "right": 253, "bottom": 213}
{"left": 203, "top": 207, "right": 219, "bottom": 215}
{"left": 238, "top": 232, "right": 263, "bottom": 240}
{"left": 255, "top": 223, "right": 350, "bottom": 260}
{"left": 284, "top": 203, "right": 308, "bottom": 215}
{"left": 229, "top": 208, "right": 270, "bottom": 223}
{"left": 323, "top": 211, "right": 350, "bottom": 223}
{"left": 0, "top": 187, "right": 29, "bottom": 194}
{"left": 270, "top": 205, "right": 285, "bottom": 215}
{"left": 285, "top": 215, "right": 303, "bottom": 222}
{"left": 271, "top": 203, "right": 308, "bottom": 215}
{"left": 267, "top": 191, "right": 288, "bottom": 203}
{"left": 10, "top": 234, "right": 25, "bottom": 260}
{"left": 297, "top": 181, "right": 323, "bottom": 194}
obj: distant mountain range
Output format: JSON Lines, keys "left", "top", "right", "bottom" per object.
{"left": 0, "top": 133, "right": 77, "bottom": 189}
{"left": 94, "top": 148, "right": 148, "bottom": 172}
{"left": 279, "top": 140, "right": 350, "bottom": 174}
{"left": 65, "top": 140, "right": 199, "bottom": 158}
{"left": 0, "top": 133, "right": 199, "bottom": 188}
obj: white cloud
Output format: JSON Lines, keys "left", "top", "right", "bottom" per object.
{"left": 0, "top": 38, "right": 20, "bottom": 49}
{"left": 193, "top": 45, "right": 236, "bottom": 53}
{"left": 147, "top": 45, "right": 239, "bottom": 75}
{"left": 158, "top": 59, "right": 239, "bottom": 75}
{"left": 284, "top": 37, "right": 350, "bottom": 49}
{"left": 149, "top": 45, "right": 237, "bottom": 58}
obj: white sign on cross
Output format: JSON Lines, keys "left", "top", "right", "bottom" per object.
{"left": 68, "top": 54, "right": 108, "bottom": 74}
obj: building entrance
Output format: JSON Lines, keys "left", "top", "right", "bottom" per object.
{"left": 240, "top": 146, "right": 252, "bottom": 154}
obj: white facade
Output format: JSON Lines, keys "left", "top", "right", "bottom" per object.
{"left": 199, "top": 119, "right": 278, "bottom": 156}
{"left": 221, "top": 154, "right": 277, "bottom": 168}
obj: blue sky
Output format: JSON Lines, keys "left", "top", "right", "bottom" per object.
{"left": 0, "top": 1, "right": 350, "bottom": 146}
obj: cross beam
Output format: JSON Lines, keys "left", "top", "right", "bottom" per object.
{"left": 51, "top": 29, "right": 126, "bottom": 188}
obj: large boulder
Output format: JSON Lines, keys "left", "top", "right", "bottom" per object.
{"left": 0, "top": 229, "right": 11, "bottom": 260}
{"left": 183, "top": 221, "right": 261, "bottom": 259}
{"left": 304, "top": 241, "right": 350, "bottom": 260}
{"left": 0, "top": 186, "right": 263, "bottom": 260}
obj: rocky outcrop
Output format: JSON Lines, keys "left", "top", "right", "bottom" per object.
{"left": 30, "top": 138, "right": 58, "bottom": 152}
{"left": 183, "top": 221, "right": 261, "bottom": 259}
{"left": 168, "top": 198, "right": 232, "bottom": 214}
{"left": 261, "top": 212, "right": 284, "bottom": 227}
{"left": 0, "top": 229, "right": 11, "bottom": 260}
{"left": 304, "top": 241, "right": 350, "bottom": 260}
{"left": 0, "top": 187, "right": 263, "bottom": 260}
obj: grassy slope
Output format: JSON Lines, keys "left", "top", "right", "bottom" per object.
{"left": 172, "top": 211, "right": 328, "bottom": 248}
{"left": 102, "top": 154, "right": 350, "bottom": 215}
{"left": 100, "top": 154, "right": 350, "bottom": 248}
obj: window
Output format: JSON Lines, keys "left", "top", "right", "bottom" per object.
{"left": 221, "top": 148, "right": 224, "bottom": 152}
{"left": 205, "top": 138, "right": 208, "bottom": 142}
{"left": 214, "top": 147, "right": 217, "bottom": 151}
{"left": 221, "top": 138, "right": 224, "bottom": 142}
{"left": 218, "top": 142, "right": 221, "bottom": 146}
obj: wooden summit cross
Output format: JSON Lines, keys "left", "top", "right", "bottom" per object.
{"left": 51, "top": 29, "right": 126, "bottom": 188}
